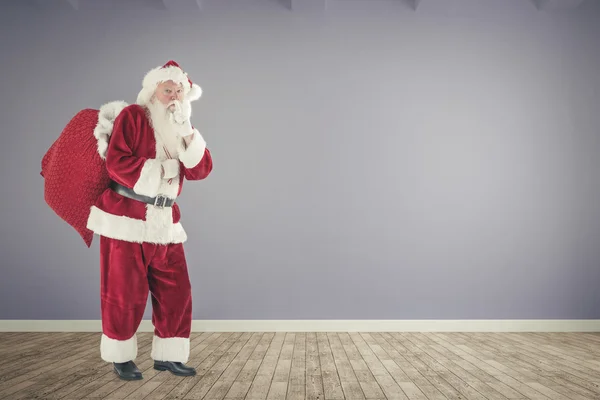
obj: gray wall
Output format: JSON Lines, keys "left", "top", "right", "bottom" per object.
{"left": 1, "top": 0, "right": 599, "bottom": 321}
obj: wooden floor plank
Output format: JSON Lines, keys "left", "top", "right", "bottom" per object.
{"left": 1, "top": 331, "right": 599, "bottom": 399}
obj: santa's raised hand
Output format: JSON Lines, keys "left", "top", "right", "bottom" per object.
{"left": 171, "top": 101, "right": 194, "bottom": 134}
{"left": 169, "top": 101, "right": 195, "bottom": 149}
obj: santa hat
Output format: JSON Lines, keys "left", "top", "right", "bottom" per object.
{"left": 136, "top": 60, "right": 202, "bottom": 106}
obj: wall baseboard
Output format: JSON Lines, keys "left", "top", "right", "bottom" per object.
{"left": 1, "top": 320, "right": 599, "bottom": 332}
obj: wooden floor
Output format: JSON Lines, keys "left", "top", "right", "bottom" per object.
{"left": 0, "top": 332, "right": 599, "bottom": 400}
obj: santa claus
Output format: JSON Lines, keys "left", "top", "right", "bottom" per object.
{"left": 81, "top": 60, "right": 212, "bottom": 380}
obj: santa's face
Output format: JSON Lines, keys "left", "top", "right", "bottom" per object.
{"left": 154, "top": 80, "right": 185, "bottom": 112}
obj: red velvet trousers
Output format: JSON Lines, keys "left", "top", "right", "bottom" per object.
{"left": 99, "top": 236, "right": 192, "bottom": 363}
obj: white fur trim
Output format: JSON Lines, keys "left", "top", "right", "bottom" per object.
{"left": 136, "top": 65, "right": 202, "bottom": 106}
{"left": 143, "top": 65, "right": 189, "bottom": 89}
{"left": 179, "top": 129, "right": 207, "bottom": 169}
{"left": 145, "top": 204, "right": 184, "bottom": 243}
{"left": 133, "top": 159, "right": 163, "bottom": 197}
{"left": 151, "top": 109, "right": 182, "bottom": 199}
{"left": 155, "top": 174, "right": 180, "bottom": 202}
{"left": 136, "top": 87, "right": 155, "bottom": 107}
{"left": 86, "top": 205, "right": 187, "bottom": 244}
{"left": 100, "top": 333, "right": 137, "bottom": 363}
{"left": 151, "top": 335, "right": 190, "bottom": 363}
{"left": 93, "top": 101, "right": 129, "bottom": 159}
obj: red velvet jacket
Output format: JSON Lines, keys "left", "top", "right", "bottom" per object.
{"left": 86, "top": 102, "right": 212, "bottom": 244}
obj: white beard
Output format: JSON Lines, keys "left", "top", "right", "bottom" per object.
{"left": 146, "top": 100, "right": 185, "bottom": 160}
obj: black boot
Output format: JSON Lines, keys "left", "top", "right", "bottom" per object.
{"left": 113, "top": 360, "right": 143, "bottom": 380}
{"left": 154, "top": 360, "right": 197, "bottom": 376}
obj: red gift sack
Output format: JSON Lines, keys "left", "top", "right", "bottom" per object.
{"left": 41, "top": 102, "right": 127, "bottom": 247}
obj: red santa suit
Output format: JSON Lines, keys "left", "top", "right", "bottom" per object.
{"left": 84, "top": 61, "right": 212, "bottom": 364}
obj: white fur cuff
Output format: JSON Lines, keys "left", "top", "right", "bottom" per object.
{"left": 100, "top": 333, "right": 138, "bottom": 363}
{"left": 179, "top": 129, "right": 207, "bottom": 169}
{"left": 93, "top": 101, "right": 128, "bottom": 160}
{"left": 133, "top": 159, "right": 162, "bottom": 197}
{"left": 162, "top": 159, "right": 180, "bottom": 180}
{"left": 151, "top": 336, "right": 190, "bottom": 363}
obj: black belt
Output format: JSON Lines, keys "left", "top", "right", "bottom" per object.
{"left": 109, "top": 181, "right": 175, "bottom": 208}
